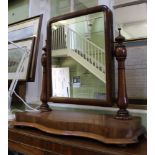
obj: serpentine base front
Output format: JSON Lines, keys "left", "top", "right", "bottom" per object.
{"left": 11, "top": 110, "right": 145, "bottom": 145}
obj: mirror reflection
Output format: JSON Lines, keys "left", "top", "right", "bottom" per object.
{"left": 51, "top": 12, "right": 106, "bottom": 100}
{"left": 114, "top": 2, "right": 147, "bottom": 40}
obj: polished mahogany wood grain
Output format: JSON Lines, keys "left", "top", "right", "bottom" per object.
{"left": 40, "top": 41, "right": 51, "bottom": 112}
{"left": 8, "top": 126, "right": 147, "bottom": 155}
{"left": 114, "top": 28, "right": 131, "bottom": 119}
{"left": 11, "top": 110, "right": 145, "bottom": 145}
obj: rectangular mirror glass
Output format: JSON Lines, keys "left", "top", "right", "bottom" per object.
{"left": 51, "top": 12, "right": 106, "bottom": 100}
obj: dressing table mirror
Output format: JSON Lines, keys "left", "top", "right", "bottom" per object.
{"left": 46, "top": 5, "right": 114, "bottom": 107}
{"left": 11, "top": 5, "right": 146, "bottom": 145}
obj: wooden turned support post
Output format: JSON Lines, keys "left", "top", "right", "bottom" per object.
{"left": 115, "top": 28, "right": 131, "bottom": 120}
{"left": 40, "top": 41, "right": 51, "bottom": 112}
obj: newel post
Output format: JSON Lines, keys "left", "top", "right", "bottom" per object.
{"left": 114, "top": 28, "right": 131, "bottom": 120}
{"left": 40, "top": 41, "right": 51, "bottom": 112}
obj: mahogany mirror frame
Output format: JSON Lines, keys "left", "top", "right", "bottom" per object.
{"left": 46, "top": 5, "right": 114, "bottom": 107}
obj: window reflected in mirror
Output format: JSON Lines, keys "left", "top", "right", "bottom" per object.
{"left": 51, "top": 12, "right": 107, "bottom": 100}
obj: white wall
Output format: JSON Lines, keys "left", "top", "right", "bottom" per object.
{"left": 25, "top": 0, "right": 51, "bottom": 103}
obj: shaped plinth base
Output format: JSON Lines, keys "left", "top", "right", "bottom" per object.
{"left": 10, "top": 110, "right": 145, "bottom": 145}
{"left": 115, "top": 109, "right": 132, "bottom": 120}
{"left": 39, "top": 103, "right": 52, "bottom": 112}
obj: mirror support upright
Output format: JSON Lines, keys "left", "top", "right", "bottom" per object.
{"left": 115, "top": 28, "right": 131, "bottom": 120}
{"left": 40, "top": 41, "right": 51, "bottom": 112}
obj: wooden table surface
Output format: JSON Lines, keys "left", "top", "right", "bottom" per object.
{"left": 8, "top": 125, "right": 147, "bottom": 155}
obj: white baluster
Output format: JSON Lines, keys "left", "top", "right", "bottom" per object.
{"left": 85, "top": 37, "right": 87, "bottom": 56}
{"left": 56, "top": 29, "right": 58, "bottom": 50}
{"left": 69, "top": 29, "right": 71, "bottom": 49}
{"left": 84, "top": 41, "right": 86, "bottom": 60}
{"left": 69, "top": 29, "right": 71, "bottom": 50}
{"left": 71, "top": 30, "right": 73, "bottom": 50}
{"left": 52, "top": 30, "right": 53, "bottom": 50}
{"left": 88, "top": 44, "right": 90, "bottom": 62}
{"left": 61, "top": 26, "right": 63, "bottom": 48}
{"left": 83, "top": 40, "right": 85, "bottom": 59}
{"left": 86, "top": 41, "right": 88, "bottom": 59}
{"left": 101, "top": 51, "right": 103, "bottom": 72}
{"left": 94, "top": 47, "right": 96, "bottom": 66}
{"left": 75, "top": 31, "right": 77, "bottom": 51}
{"left": 54, "top": 30, "right": 56, "bottom": 50}
{"left": 95, "top": 48, "right": 98, "bottom": 68}
{"left": 103, "top": 52, "right": 105, "bottom": 72}
{"left": 79, "top": 35, "right": 81, "bottom": 54}
{"left": 58, "top": 28, "right": 60, "bottom": 49}
{"left": 67, "top": 27, "right": 69, "bottom": 49}
{"left": 100, "top": 50, "right": 102, "bottom": 72}
{"left": 90, "top": 44, "right": 92, "bottom": 64}
{"left": 82, "top": 36, "right": 84, "bottom": 56}
{"left": 64, "top": 26, "right": 66, "bottom": 48}
{"left": 71, "top": 31, "right": 75, "bottom": 50}
{"left": 59, "top": 26, "right": 61, "bottom": 49}
{"left": 97, "top": 49, "right": 100, "bottom": 69}
{"left": 92, "top": 46, "right": 94, "bottom": 64}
